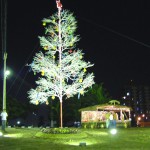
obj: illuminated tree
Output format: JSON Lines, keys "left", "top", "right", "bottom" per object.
{"left": 27, "top": 0, "right": 95, "bottom": 128}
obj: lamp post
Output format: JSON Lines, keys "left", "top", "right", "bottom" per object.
{"left": 1, "top": 52, "right": 9, "bottom": 131}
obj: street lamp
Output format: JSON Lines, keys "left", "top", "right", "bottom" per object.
{"left": 5, "top": 70, "right": 10, "bottom": 76}
{"left": 1, "top": 52, "right": 10, "bottom": 131}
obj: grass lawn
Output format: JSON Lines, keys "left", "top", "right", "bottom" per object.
{"left": 0, "top": 127, "right": 150, "bottom": 150}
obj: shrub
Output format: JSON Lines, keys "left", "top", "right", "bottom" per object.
{"left": 41, "top": 128, "right": 79, "bottom": 134}
{"left": 81, "top": 122, "right": 106, "bottom": 129}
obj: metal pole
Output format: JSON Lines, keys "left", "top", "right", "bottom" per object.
{"left": 1, "top": 0, "right": 8, "bottom": 131}
{"left": 2, "top": 52, "right": 7, "bottom": 131}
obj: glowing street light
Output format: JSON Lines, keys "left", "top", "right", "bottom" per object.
{"left": 5, "top": 70, "right": 10, "bottom": 76}
{"left": 17, "top": 121, "right": 21, "bottom": 125}
{"left": 110, "top": 129, "right": 117, "bottom": 135}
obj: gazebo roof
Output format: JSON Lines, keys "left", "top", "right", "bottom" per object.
{"left": 79, "top": 103, "right": 132, "bottom": 112}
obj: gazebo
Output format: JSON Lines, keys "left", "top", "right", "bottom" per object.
{"left": 79, "top": 100, "right": 132, "bottom": 128}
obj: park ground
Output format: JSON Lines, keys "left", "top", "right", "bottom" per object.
{"left": 0, "top": 127, "right": 150, "bottom": 150}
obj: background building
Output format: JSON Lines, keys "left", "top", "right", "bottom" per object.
{"left": 121, "top": 80, "right": 150, "bottom": 125}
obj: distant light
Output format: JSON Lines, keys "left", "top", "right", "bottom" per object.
{"left": 33, "top": 112, "right": 36, "bottom": 115}
{"left": 123, "top": 96, "right": 126, "bottom": 99}
{"left": 110, "top": 129, "right": 117, "bottom": 135}
{"left": 127, "top": 92, "right": 130, "bottom": 96}
{"left": 17, "top": 121, "right": 20, "bottom": 125}
{"left": 138, "top": 117, "right": 141, "bottom": 121}
{"left": 142, "top": 114, "right": 145, "bottom": 117}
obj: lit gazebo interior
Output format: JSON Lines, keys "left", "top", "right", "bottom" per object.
{"left": 79, "top": 100, "right": 132, "bottom": 128}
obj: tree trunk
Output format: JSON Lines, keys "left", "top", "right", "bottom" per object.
{"left": 60, "top": 101, "right": 63, "bottom": 128}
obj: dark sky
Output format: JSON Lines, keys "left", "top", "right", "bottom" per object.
{"left": 1, "top": 0, "right": 150, "bottom": 100}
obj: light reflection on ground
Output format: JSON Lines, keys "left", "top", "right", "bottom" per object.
{"left": 3, "top": 133, "right": 23, "bottom": 138}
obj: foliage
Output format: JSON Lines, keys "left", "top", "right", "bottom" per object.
{"left": 0, "top": 96, "right": 27, "bottom": 119}
{"left": 28, "top": 9, "right": 94, "bottom": 104}
{"left": 82, "top": 122, "right": 96, "bottom": 129}
{"left": 81, "top": 122, "right": 106, "bottom": 129}
{"left": 63, "top": 97, "right": 81, "bottom": 124}
{"left": 79, "top": 83, "right": 111, "bottom": 108}
{"left": 41, "top": 127, "right": 79, "bottom": 134}
{"left": 81, "top": 121, "right": 131, "bottom": 129}
{"left": 89, "top": 83, "right": 111, "bottom": 104}
{"left": 47, "top": 98, "right": 60, "bottom": 124}
{"left": 27, "top": 5, "right": 94, "bottom": 127}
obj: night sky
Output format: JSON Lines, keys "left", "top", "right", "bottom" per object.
{"left": 1, "top": 0, "right": 150, "bottom": 100}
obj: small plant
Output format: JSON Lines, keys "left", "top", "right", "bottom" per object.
{"left": 124, "top": 122, "right": 127, "bottom": 128}
{"left": 100, "top": 124, "right": 104, "bottom": 128}
{"left": 83, "top": 123, "right": 87, "bottom": 129}
{"left": 90, "top": 123, "right": 94, "bottom": 129}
